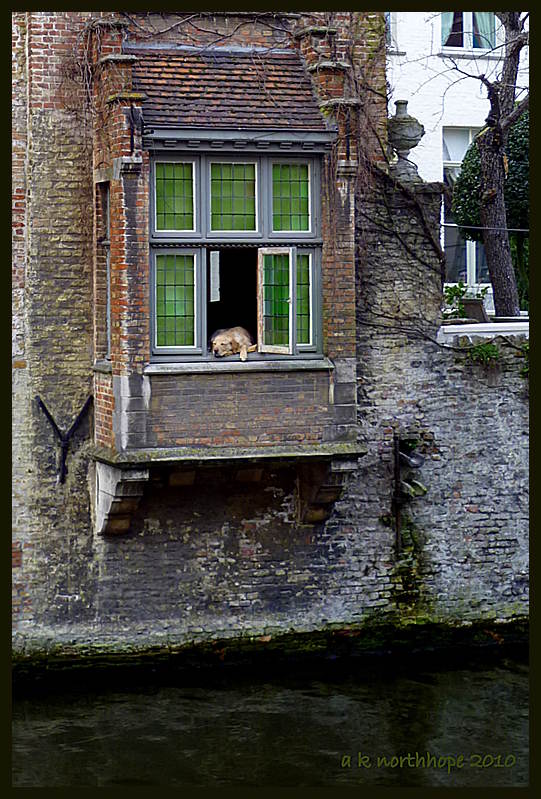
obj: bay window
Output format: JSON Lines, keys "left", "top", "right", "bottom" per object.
{"left": 150, "top": 153, "right": 321, "bottom": 359}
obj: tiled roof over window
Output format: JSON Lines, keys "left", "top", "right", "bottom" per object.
{"left": 130, "top": 46, "right": 330, "bottom": 131}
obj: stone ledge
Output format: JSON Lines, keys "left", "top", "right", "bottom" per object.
{"left": 437, "top": 320, "right": 529, "bottom": 345}
{"left": 319, "top": 98, "right": 362, "bottom": 108}
{"left": 106, "top": 91, "right": 146, "bottom": 105}
{"left": 91, "top": 441, "right": 367, "bottom": 468}
{"left": 93, "top": 360, "right": 112, "bottom": 374}
{"left": 308, "top": 60, "right": 351, "bottom": 72}
{"left": 98, "top": 54, "right": 138, "bottom": 66}
{"left": 293, "top": 25, "right": 338, "bottom": 38}
{"left": 144, "top": 358, "right": 335, "bottom": 375}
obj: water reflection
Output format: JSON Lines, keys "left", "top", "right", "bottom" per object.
{"left": 12, "top": 655, "right": 528, "bottom": 787}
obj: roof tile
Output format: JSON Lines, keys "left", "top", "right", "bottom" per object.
{"left": 132, "top": 48, "right": 328, "bottom": 131}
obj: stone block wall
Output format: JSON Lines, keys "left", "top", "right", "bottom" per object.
{"left": 354, "top": 170, "right": 529, "bottom": 622}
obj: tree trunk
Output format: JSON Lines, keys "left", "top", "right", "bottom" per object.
{"left": 477, "top": 126, "right": 521, "bottom": 317}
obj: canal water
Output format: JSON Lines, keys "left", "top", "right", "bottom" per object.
{"left": 12, "top": 651, "right": 528, "bottom": 788}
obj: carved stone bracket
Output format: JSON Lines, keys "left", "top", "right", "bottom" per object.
{"left": 297, "top": 458, "right": 358, "bottom": 523}
{"left": 95, "top": 462, "right": 150, "bottom": 535}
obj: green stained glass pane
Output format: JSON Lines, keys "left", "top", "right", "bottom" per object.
{"left": 262, "top": 253, "right": 290, "bottom": 347}
{"left": 272, "top": 162, "right": 309, "bottom": 232}
{"left": 155, "top": 253, "right": 195, "bottom": 347}
{"left": 210, "top": 163, "right": 256, "bottom": 231}
{"left": 155, "top": 163, "right": 193, "bottom": 230}
{"left": 296, "top": 253, "right": 311, "bottom": 345}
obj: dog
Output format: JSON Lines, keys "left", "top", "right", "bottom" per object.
{"left": 210, "top": 326, "right": 256, "bottom": 361}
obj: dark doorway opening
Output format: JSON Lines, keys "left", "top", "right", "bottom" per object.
{"left": 206, "top": 247, "right": 258, "bottom": 349}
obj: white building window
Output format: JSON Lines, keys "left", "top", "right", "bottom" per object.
{"left": 441, "top": 12, "right": 496, "bottom": 51}
{"left": 384, "top": 12, "right": 399, "bottom": 50}
{"left": 442, "top": 127, "right": 490, "bottom": 295}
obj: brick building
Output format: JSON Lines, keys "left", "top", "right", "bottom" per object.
{"left": 12, "top": 12, "right": 528, "bottom": 661}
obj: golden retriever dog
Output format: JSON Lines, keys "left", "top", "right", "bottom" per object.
{"left": 211, "top": 326, "right": 256, "bottom": 361}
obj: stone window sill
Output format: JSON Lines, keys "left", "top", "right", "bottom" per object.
{"left": 144, "top": 358, "right": 334, "bottom": 376}
{"left": 439, "top": 48, "right": 501, "bottom": 61}
{"left": 93, "top": 359, "right": 112, "bottom": 374}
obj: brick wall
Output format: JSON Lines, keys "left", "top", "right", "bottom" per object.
{"left": 146, "top": 371, "right": 332, "bottom": 449}
{"left": 12, "top": 11, "right": 527, "bottom": 659}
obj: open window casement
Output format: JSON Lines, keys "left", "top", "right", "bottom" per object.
{"left": 257, "top": 247, "right": 295, "bottom": 355}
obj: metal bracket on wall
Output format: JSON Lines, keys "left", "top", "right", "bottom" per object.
{"left": 392, "top": 432, "right": 427, "bottom": 556}
{"left": 35, "top": 395, "right": 93, "bottom": 484}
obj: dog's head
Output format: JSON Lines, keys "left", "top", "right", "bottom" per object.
{"left": 211, "top": 332, "right": 236, "bottom": 358}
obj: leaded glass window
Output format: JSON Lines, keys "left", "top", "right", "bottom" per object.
{"left": 150, "top": 155, "right": 321, "bottom": 358}
{"left": 272, "top": 163, "right": 310, "bottom": 231}
{"left": 296, "top": 252, "right": 312, "bottom": 345}
{"left": 258, "top": 248, "right": 293, "bottom": 354}
{"left": 155, "top": 162, "right": 194, "bottom": 231}
{"left": 210, "top": 162, "right": 256, "bottom": 231}
{"left": 155, "top": 253, "right": 196, "bottom": 347}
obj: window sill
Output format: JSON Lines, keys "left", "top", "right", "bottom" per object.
{"left": 439, "top": 48, "right": 501, "bottom": 61}
{"left": 93, "top": 359, "right": 112, "bottom": 374}
{"left": 144, "top": 357, "right": 334, "bottom": 376}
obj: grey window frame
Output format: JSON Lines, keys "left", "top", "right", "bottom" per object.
{"left": 150, "top": 152, "right": 322, "bottom": 361}
{"left": 151, "top": 155, "right": 201, "bottom": 240}
{"left": 151, "top": 247, "right": 205, "bottom": 356}
{"left": 206, "top": 156, "right": 262, "bottom": 239}
{"left": 295, "top": 247, "right": 320, "bottom": 353}
{"left": 266, "top": 159, "right": 320, "bottom": 240}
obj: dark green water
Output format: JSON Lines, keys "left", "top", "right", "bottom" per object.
{"left": 12, "top": 653, "right": 528, "bottom": 788}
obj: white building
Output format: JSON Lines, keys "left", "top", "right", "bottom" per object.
{"left": 385, "top": 11, "right": 529, "bottom": 311}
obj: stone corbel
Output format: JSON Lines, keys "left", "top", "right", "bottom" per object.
{"left": 297, "top": 458, "right": 358, "bottom": 523}
{"left": 95, "top": 462, "right": 150, "bottom": 535}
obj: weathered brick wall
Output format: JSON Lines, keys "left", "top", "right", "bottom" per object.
{"left": 12, "top": 12, "right": 32, "bottom": 622}
{"left": 12, "top": 12, "right": 527, "bottom": 658}
{"left": 12, "top": 11, "right": 96, "bottom": 628}
{"left": 354, "top": 172, "right": 529, "bottom": 622}
{"left": 146, "top": 371, "right": 333, "bottom": 449}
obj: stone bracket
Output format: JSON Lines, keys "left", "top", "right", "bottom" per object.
{"left": 297, "top": 457, "right": 358, "bottom": 524}
{"left": 95, "top": 462, "right": 150, "bottom": 535}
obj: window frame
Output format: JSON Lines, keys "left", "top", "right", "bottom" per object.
{"left": 442, "top": 127, "right": 491, "bottom": 292}
{"left": 267, "top": 159, "right": 319, "bottom": 240}
{"left": 149, "top": 152, "right": 322, "bottom": 361}
{"left": 441, "top": 12, "right": 497, "bottom": 54}
{"left": 151, "top": 155, "right": 201, "bottom": 240}
{"left": 151, "top": 247, "right": 205, "bottom": 356}
{"left": 206, "top": 156, "right": 261, "bottom": 239}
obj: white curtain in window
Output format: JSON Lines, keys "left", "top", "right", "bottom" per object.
{"left": 441, "top": 12, "right": 454, "bottom": 45}
{"left": 474, "top": 12, "right": 495, "bottom": 48}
